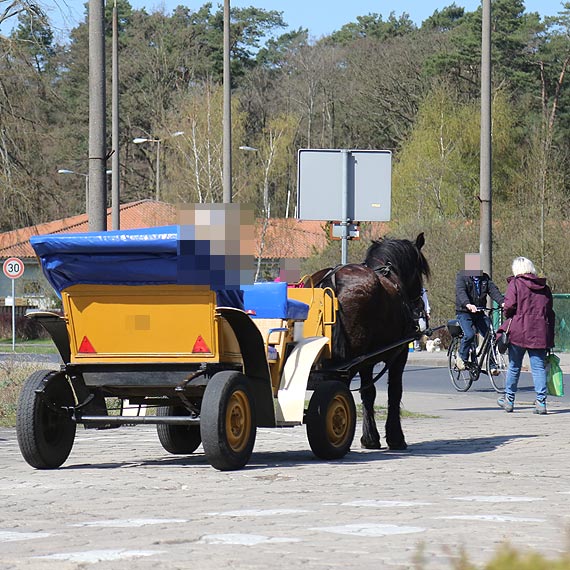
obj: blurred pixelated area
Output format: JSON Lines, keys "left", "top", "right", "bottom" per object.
{"left": 176, "top": 203, "right": 255, "bottom": 288}
{"left": 275, "top": 258, "right": 302, "bottom": 283}
{"left": 460, "top": 253, "right": 482, "bottom": 276}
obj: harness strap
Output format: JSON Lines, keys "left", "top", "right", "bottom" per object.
{"left": 312, "top": 264, "right": 344, "bottom": 289}
{"left": 352, "top": 343, "right": 408, "bottom": 392}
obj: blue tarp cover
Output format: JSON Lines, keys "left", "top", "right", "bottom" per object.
{"left": 242, "top": 282, "right": 309, "bottom": 320}
{"left": 30, "top": 226, "right": 244, "bottom": 308}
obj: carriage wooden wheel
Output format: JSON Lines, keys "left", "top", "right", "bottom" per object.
{"left": 200, "top": 371, "right": 256, "bottom": 471}
{"left": 306, "top": 381, "right": 356, "bottom": 460}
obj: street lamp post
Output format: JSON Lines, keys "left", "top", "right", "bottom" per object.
{"left": 58, "top": 169, "right": 112, "bottom": 213}
{"left": 133, "top": 131, "right": 184, "bottom": 201}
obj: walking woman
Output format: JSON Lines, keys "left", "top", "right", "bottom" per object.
{"left": 497, "top": 257, "right": 555, "bottom": 414}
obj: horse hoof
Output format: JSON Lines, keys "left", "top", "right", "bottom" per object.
{"left": 360, "top": 436, "right": 382, "bottom": 450}
{"left": 388, "top": 441, "right": 408, "bottom": 451}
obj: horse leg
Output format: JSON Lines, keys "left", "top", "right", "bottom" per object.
{"left": 385, "top": 350, "right": 408, "bottom": 450}
{"left": 359, "top": 365, "right": 382, "bottom": 449}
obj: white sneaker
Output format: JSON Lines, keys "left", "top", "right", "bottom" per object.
{"left": 456, "top": 356, "right": 466, "bottom": 370}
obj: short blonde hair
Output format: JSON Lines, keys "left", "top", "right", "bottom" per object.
{"left": 512, "top": 256, "right": 536, "bottom": 276}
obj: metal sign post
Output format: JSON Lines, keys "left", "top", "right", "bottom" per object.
{"left": 341, "top": 149, "right": 349, "bottom": 265}
{"left": 297, "top": 149, "right": 392, "bottom": 264}
{"left": 3, "top": 257, "right": 25, "bottom": 352}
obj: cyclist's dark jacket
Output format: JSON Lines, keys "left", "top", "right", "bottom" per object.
{"left": 455, "top": 272, "right": 504, "bottom": 313}
{"left": 503, "top": 274, "right": 555, "bottom": 349}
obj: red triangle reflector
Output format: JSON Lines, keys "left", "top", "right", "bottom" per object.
{"left": 192, "top": 335, "right": 211, "bottom": 353}
{"left": 78, "top": 336, "right": 96, "bottom": 353}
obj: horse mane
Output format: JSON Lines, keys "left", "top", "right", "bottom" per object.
{"left": 365, "top": 235, "right": 431, "bottom": 282}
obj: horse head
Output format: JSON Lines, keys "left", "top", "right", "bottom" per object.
{"left": 364, "top": 232, "right": 430, "bottom": 317}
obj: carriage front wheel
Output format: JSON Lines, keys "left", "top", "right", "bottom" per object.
{"left": 200, "top": 371, "right": 256, "bottom": 471}
{"left": 306, "top": 381, "right": 356, "bottom": 460}
{"left": 156, "top": 406, "right": 202, "bottom": 454}
{"left": 448, "top": 337, "right": 473, "bottom": 392}
{"left": 16, "top": 370, "right": 76, "bottom": 469}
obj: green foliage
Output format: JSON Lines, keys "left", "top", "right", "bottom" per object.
{"left": 393, "top": 86, "right": 520, "bottom": 220}
{"left": 482, "top": 545, "right": 570, "bottom": 569}
{"left": 421, "top": 4, "right": 466, "bottom": 31}
{"left": 0, "top": 360, "right": 58, "bottom": 427}
{"left": 330, "top": 11, "right": 416, "bottom": 44}
{"left": 12, "top": 9, "right": 55, "bottom": 71}
{"left": 427, "top": 0, "right": 542, "bottom": 96}
{"left": 2, "top": 0, "right": 570, "bottom": 304}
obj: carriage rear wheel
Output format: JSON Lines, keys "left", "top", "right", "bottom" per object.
{"left": 16, "top": 370, "right": 76, "bottom": 469}
{"left": 200, "top": 371, "right": 256, "bottom": 471}
{"left": 448, "top": 337, "right": 473, "bottom": 392}
{"left": 486, "top": 341, "right": 508, "bottom": 393}
{"left": 306, "top": 381, "right": 356, "bottom": 460}
{"left": 156, "top": 406, "right": 201, "bottom": 454}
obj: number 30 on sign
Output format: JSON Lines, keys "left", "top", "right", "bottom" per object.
{"left": 3, "top": 257, "right": 25, "bottom": 279}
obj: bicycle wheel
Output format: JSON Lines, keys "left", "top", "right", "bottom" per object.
{"left": 486, "top": 340, "right": 508, "bottom": 393}
{"left": 448, "top": 337, "right": 473, "bottom": 392}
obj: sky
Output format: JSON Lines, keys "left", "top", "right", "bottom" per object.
{"left": 9, "top": 0, "right": 570, "bottom": 41}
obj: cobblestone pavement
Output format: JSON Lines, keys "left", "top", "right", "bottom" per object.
{"left": 2, "top": 386, "right": 569, "bottom": 570}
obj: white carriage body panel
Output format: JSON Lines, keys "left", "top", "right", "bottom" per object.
{"left": 275, "top": 336, "right": 329, "bottom": 425}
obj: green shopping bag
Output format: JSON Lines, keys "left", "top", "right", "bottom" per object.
{"left": 546, "top": 353, "right": 564, "bottom": 397}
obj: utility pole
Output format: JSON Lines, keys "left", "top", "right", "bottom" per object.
{"left": 480, "top": 0, "right": 492, "bottom": 277}
{"left": 222, "top": 0, "right": 232, "bottom": 203}
{"left": 111, "top": 0, "right": 120, "bottom": 230}
{"left": 88, "top": 0, "right": 107, "bottom": 231}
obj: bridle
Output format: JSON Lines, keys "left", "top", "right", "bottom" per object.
{"left": 363, "top": 257, "right": 426, "bottom": 327}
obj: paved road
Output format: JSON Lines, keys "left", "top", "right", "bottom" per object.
{"left": 2, "top": 357, "right": 569, "bottom": 570}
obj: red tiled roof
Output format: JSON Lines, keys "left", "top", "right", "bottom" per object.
{"left": 0, "top": 201, "right": 329, "bottom": 260}
{"left": 254, "top": 218, "right": 328, "bottom": 259}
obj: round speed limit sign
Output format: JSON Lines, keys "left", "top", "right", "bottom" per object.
{"left": 3, "top": 257, "right": 25, "bottom": 279}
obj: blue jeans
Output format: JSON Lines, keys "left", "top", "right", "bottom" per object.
{"left": 505, "top": 343, "right": 547, "bottom": 403}
{"left": 456, "top": 312, "right": 490, "bottom": 362}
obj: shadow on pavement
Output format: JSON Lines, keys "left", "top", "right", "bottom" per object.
{"left": 408, "top": 433, "right": 537, "bottom": 456}
{"left": 60, "top": 434, "right": 537, "bottom": 471}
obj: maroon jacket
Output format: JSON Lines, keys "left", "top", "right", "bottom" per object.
{"left": 503, "top": 274, "right": 555, "bottom": 349}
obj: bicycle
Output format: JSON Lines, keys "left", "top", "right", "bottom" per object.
{"left": 447, "top": 307, "right": 508, "bottom": 393}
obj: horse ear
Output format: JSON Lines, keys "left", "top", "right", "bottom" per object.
{"left": 415, "top": 232, "right": 425, "bottom": 250}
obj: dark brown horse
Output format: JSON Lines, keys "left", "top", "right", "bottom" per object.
{"left": 309, "top": 233, "right": 430, "bottom": 450}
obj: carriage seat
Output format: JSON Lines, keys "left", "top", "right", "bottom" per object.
{"left": 242, "top": 282, "right": 309, "bottom": 368}
{"left": 242, "top": 282, "right": 309, "bottom": 321}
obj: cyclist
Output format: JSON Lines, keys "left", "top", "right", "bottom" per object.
{"left": 455, "top": 254, "right": 504, "bottom": 371}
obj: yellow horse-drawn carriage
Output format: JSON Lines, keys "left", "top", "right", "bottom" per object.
{"left": 16, "top": 226, "right": 354, "bottom": 471}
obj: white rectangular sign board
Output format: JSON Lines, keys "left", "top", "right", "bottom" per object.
{"left": 297, "top": 149, "right": 391, "bottom": 222}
